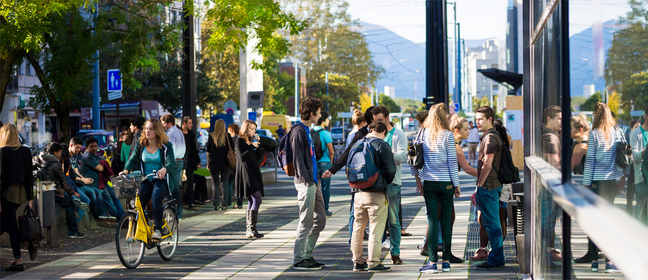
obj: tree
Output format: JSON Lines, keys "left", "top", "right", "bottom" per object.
{"left": 619, "top": 71, "right": 648, "bottom": 114}
{"left": 359, "top": 93, "right": 372, "bottom": 113}
{"left": 580, "top": 92, "right": 602, "bottom": 111}
{"left": 472, "top": 96, "right": 489, "bottom": 111}
{"left": 307, "top": 73, "right": 360, "bottom": 122}
{"left": 283, "top": 0, "right": 384, "bottom": 86}
{"left": 203, "top": 0, "right": 305, "bottom": 69}
{"left": 378, "top": 94, "right": 400, "bottom": 113}
{"left": 0, "top": 0, "right": 89, "bottom": 115}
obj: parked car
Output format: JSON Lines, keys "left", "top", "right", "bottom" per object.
{"left": 77, "top": 129, "right": 107, "bottom": 139}
{"left": 256, "top": 129, "right": 275, "bottom": 141}
{"left": 80, "top": 131, "right": 115, "bottom": 155}
{"left": 330, "top": 127, "right": 344, "bottom": 143}
{"left": 197, "top": 129, "right": 209, "bottom": 151}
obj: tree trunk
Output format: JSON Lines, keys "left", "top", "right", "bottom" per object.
{"left": 0, "top": 49, "right": 19, "bottom": 116}
{"left": 55, "top": 105, "right": 71, "bottom": 143}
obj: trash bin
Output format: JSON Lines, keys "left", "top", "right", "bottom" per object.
{"left": 34, "top": 181, "right": 56, "bottom": 244}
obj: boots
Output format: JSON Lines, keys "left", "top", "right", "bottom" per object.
{"left": 245, "top": 210, "right": 264, "bottom": 238}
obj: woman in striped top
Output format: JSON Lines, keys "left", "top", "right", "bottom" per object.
{"left": 581, "top": 102, "right": 624, "bottom": 273}
{"left": 412, "top": 103, "right": 461, "bottom": 274}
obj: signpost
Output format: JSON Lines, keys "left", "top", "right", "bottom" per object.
{"left": 223, "top": 100, "right": 237, "bottom": 115}
{"left": 107, "top": 69, "right": 122, "bottom": 132}
{"left": 631, "top": 110, "right": 644, "bottom": 117}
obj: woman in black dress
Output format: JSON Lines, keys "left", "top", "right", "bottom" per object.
{"left": 0, "top": 124, "right": 35, "bottom": 271}
{"left": 235, "top": 120, "right": 265, "bottom": 238}
{"left": 207, "top": 119, "right": 234, "bottom": 210}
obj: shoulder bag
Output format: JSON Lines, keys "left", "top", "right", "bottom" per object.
{"left": 407, "top": 129, "right": 425, "bottom": 169}
{"left": 614, "top": 127, "right": 632, "bottom": 169}
{"left": 226, "top": 137, "right": 237, "bottom": 169}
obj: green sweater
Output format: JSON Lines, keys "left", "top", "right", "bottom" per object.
{"left": 120, "top": 142, "right": 131, "bottom": 163}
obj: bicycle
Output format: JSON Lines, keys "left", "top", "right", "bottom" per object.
{"left": 111, "top": 172, "right": 179, "bottom": 269}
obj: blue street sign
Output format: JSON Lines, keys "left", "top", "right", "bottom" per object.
{"left": 454, "top": 103, "right": 460, "bottom": 112}
{"left": 107, "top": 69, "right": 122, "bottom": 92}
{"left": 248, "top": 112, "right": 257, "bottom": 121}
{"left": 226, "top": 108, "right": 235, "bottom": 115}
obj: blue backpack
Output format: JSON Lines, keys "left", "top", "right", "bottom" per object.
{"left": 346, "top": 137, "right": 380, "bottom": 189}
{"left": 276, "top": 128, "right": 295, "bottom": 176}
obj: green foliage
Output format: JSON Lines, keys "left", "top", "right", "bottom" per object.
{"left": 619, "top": 71, "right": 648, "bottom": 114}
{"left": 203, "top": 0, "right": 305, "bottom": 69}
{"left": 200, "top": 22, "right": 240, "bottom": 112}
{"left": 580, "top": 92, "right": 602, "bottom": 112}
{"left": 395, "top": 97, "right": 423, "bottom": 115}
{"left": 378, "top": 94, "right": 400, "bottom": 113}
{"left": 472, "top": 96, "right": 489, "bottom": 111}
{"left": 308, "top": 73, "right": 360, "bottom": 121}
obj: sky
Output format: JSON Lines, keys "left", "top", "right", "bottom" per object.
{"left": 346, "top": 0, "right": 632, "bottom": 43}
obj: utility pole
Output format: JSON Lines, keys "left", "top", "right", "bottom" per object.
{"left": 294, "top": 62, "right": 299, "bottom": 117}
{"left": 182, "top": 1, "right": 197, "bottom": 135}
{"left": 426, "top": 0, "right": 449, "bottom": 109}
{"left": 92, "top": 2, "right": 100, "bottom": 129}
{"left": 456, "top": 22, "right": 461, "bottom": 111}
{"left": 326, "top": 72, "right": 329, "bottom": 112}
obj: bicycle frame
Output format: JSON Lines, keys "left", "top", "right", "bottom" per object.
{"left": 121, "top": 174, "right": 173, "bottom": 246}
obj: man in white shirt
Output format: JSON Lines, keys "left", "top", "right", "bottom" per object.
{"left": 161, "top": 113, "right": 186, "bottom": 219}
{"left": 467, "top": 121, "right": 480, "bottom": 166}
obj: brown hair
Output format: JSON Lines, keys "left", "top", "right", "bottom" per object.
{"left": 475, "top": 106, "right": 496, "bottom": 124}
{"left": 228, "top": 123, "right": 240, "bottom": 136}
{"left": 543, "top": 105, "right": 562, "bottom": 126}
{"left": 210, "top": 119, "right": 228, "bottom": 147}
{"left": 0, "top": 124, "right": 22, "bottom": 149}
{"left": 139, "top": 119, "right": 169, "bottom": 149}
{"left": 415, "top": 110, "right": 428, "bottom": 124}
{"left": 352, "top": 109, "right": 365, "bottom": 126}
{"left": 299, "top": 97, "right": 322, "bottom": 121}
{"left": 422, "top": 103, "right": 450, "bottom": 147}
{"left": 160, "top": 113, "right": 176, "bottom": 125}
{"left": 592, "top": 102, "right": 616, "bottom": 141}
{"left": 369, "top": 121, "right": 388, "bottom": 134}
{"left": 239, "top": 120, "right": 257, "bottom": 142}
{"left": 571, "top": 113, "right": 590, "bottom": 133}
{"left": 371, "top": 105, "right": 390, "bottom": 118}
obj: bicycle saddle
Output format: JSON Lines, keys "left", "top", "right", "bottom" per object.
{"left": 162, "top": 197, "right": 177, "bottom": 206}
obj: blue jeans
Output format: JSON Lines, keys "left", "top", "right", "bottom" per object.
{"left": 140, "top": 179, "right": 170, "bottom": 230}
{"left": 77, "top": 185, "right": 105, "bottom": 220}
{"left": 171, "top": 160, "right": 184, "bottom": 218}
{"left": 475, "top": 186, "right": 505, "bottom": 266}
{"left": 55, "top": 192, "right": 79, "bottom": 236}
{"left": 102, "top": 186, "right": 125, "bottom": 220}
{"left": 635, "top": 181, "right": 648, "bottom": 225}
{"left": 385, "top": 183, "right": 402, "bottom": 256}
{"left": 317, "top": 161, "right": 332, "bottom": 211}
{"left": 66, "top": 176, "right": 90, "bottom": 223}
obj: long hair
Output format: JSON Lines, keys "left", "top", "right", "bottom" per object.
{"left": 139, "top": 119, "right": 169, "bottom": 149}
{"left": 239, "top": 120, "right": 257, "bottom": 142}
{"left": 422, "top": 103, "right": 450, "bottom": 147}
{"left": 210, "top": 119, "right": 228, "bottom": 147}
{"left": 0, "top": 124, "right": 22, "bottom": 149}
{"left": 493, "top": 123, "right": 511, "bottom": 149}
{"left": 592, "top": 102, "right": 616, "bottom": 141}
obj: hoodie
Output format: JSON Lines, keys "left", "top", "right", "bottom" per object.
{"left": 36, "top": 152, "right": 75, "bottom": 197}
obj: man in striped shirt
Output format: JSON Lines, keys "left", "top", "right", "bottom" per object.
{"left": 474, "top": 106, "right": 505, "bottom": 269}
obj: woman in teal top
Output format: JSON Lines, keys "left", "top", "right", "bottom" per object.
{"left": 121, "top": 119, "right": 175, "bottom": 241}
{"left": 120, "top": 131, "right": 132, "bottom": 164}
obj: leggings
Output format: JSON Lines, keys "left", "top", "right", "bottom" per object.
{"left": 247, "top": 191, "right": 262, "bottom": 211}
{"left": 1, "top": 198, "right": 22, "bottom": 259}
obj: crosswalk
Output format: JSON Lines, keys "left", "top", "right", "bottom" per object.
{"left": 4, "top": 171, "right": 521, "bottom": 279}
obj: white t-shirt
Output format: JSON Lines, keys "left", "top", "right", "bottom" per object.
{"left": 468, "top": 127, "right": 480, "bottom": 143}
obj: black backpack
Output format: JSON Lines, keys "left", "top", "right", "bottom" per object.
{"left": 311, "top": 128, "right": 324, "bottom": 161}
{"left": 485, "top": 130, "right": 520, "bottom": 184}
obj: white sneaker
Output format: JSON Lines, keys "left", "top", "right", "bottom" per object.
{"left": 382, "top": 240, "right": 390, "bottom": 249}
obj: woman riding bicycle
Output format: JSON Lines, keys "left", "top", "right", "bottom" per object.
{"left": 120, "top": 119, "right": 175, "bottom": 241}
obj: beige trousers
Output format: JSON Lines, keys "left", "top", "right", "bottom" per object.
{"left": 351, "top": 191, "right": 387, "bottom": 268}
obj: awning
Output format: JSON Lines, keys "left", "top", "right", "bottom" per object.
{"left": 99, "top": 100, "right": 141, "bottom": 110}
{"left": 477, "top": 68, "right": 523, "bottom": 91}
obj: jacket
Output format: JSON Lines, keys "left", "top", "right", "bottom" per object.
{"left": 36, "top": 152, "right": 75, "bottom": 197}
{"left": 330, "top": 126, "right": 369, "bottom": 174}
{"left": 0, "top": 146, "right": 34, "bottom": 200}
{"left": 630, "top": 126, "right": 646, "bottom": 184}
{"left": 388, "top": 128, "right": 408, "bottom": 185}
{"left": 98, "top": 160, "right": 114, "bottom": 189}
{"left": 350, "top": 135, "right": 396, "bottom": 193}
{"left": 183, "top": 129, "right": 201, "bottom": 170}
{"left": 290, "top": 124, "right": 315, "bottom": 185}
{"left": 128, "top": 130, "right": 142, "bottom": 159}
{"left": 124, "top": 140, "right": 176, "bottom": 189}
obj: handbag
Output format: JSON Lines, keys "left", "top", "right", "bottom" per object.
{"left": 407, "top": 129, "right": 425, "bottom": 169}
{"left": 18, "top": 206, "right": 43, "bottom": 243}
{"left": 226, "top": 137, "right": 237, "bottom": 169}
{"left": 614, "top": 127, "right": 632, "bottom": 169}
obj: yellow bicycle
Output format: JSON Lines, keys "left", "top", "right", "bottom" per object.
{"left": 111, "top": 172, "right": 179, "bottom": 269}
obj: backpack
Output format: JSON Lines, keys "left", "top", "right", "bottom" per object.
{"left": 311, "top": 128, "right": 324, "bottom": 161}
{"left": 277, "top": 128, "right": 295, "bottom": 176}
{"left": 346, "top": 137, "right": 380, "bottom": 189}
{"left": 485, "top": 130, "right": 520, "bottom": 184}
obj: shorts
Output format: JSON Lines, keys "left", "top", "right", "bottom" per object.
{"left": 468, "top": 143, "right": 478, "bottom": 152}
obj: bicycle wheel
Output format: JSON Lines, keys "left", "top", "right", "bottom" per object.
{"left": 157, "top": 207, "right": 179, "bottom": 260}
{"left": 115, "top": 212, "right": 145, "bottom": 269}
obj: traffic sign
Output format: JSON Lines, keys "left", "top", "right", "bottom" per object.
{"left": 248, "top": 111, "right": 257, "bottom": 121}
{"left": 631, "top": 110, "right": 645, "bottom": 117}
{"left": 223, "top": 100, "right": 237, "bottom": 111}
{"left": 338, "top": 112, "right": 353, "bottom": 118}
{"left": 107, "top": 69, "right": 122, "bottom": 92}
{"left": 454, "top": 103, "right": 460, "bottom": 112}
{"left": 226, "top": 108, "right": 235, "bottom": 115}
{"left": 108, "top": 91, "right": 122, "bottom": 101}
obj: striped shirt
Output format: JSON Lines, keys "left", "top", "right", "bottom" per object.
{"left": 582, "top": 128, "right": 626, "bottom": 186}
{"left": 410, "top": 128, "right": 460, "bottom": 187}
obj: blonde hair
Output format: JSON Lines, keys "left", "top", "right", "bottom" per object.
{"left": 139, "top": 119, "right": 169, "bottom": 149}
{"left": 571, "top": 113, "right": 590, "bottom": 133}
{"left": 422, "top": 103, "right": 450, "bottom": 147}
{"left": 0, "top": 124, "right": 22, "bottom": 149}
{"left": 592, "top": 102, "right": 616, "bottom": 141}
{"left": 449, "top": 115, "right": 468, "bottom": 132}
{"left": 352, "top": 109, "right": 365, "bottom": 126}
{"left": 210, "top": 119, "right": 228, "bottom": 147}
{"left": 239, "top": 120, "right": 257, "bottom": 142}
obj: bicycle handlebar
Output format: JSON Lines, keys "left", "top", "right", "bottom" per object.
{"left": 119, "top": 171, "right": 161, "bottom": 182}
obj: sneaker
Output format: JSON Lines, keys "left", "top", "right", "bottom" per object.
{"left": 152, "top": 229, "right": 162, "bottom": 241}
{"left": 307, "top": 257, "right": 325, "bottom": 267}
{"left": 419, "top": 262, "right": 438, "bottom": 274}
{"left": 591, "top": 261, "right": 598, "bottom": 272}
{"left": 72, "top": 198, "right": 90, "bottom": 211}
{"left": 476, "top": 262, "right": 505, "bottom": 269}
{"left": 382, "top": 240, "right": 390, "bottom": 249}
{"left": 353, "top": 262, "right": 368, "bottom": 271}
{"left": 67, "top": 232, "right": 85, "bottom": 239}
{"left": 604, "top": 262, "right": 620, "bottom": 273}
{"left": 442, "top": 262, "right": 451, "bottom": 272}
{"left": 293, "top": 259, "right": 322, "bottom": 270}
{"left": 325, "top": 211, "right": 333, "bottom": 217}
{"left": 471, "top": 247, "right": 489, "bottom": 261}
{"left": 368, "top": 264, "right": 391, "bottom": 272}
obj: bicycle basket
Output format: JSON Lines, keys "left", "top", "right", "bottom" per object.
{"left": 111, "top": 175, "right": 139, "bottom": 199}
